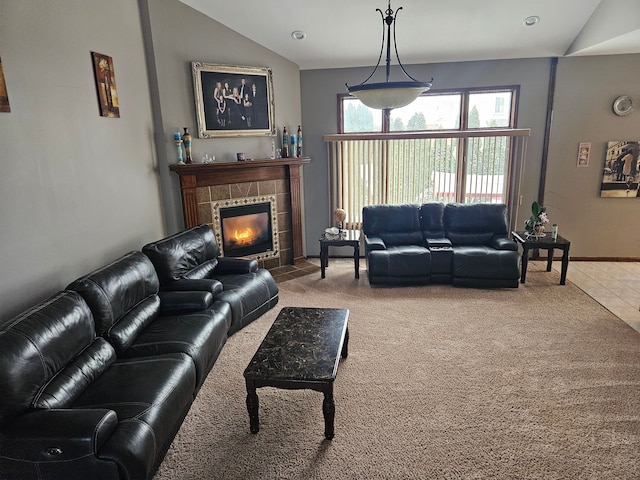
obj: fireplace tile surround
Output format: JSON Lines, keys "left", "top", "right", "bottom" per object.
{"left": 170, "top": 158, "right": 309, "bottom": 269}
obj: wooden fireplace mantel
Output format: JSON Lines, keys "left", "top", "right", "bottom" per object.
{"left": 170, "top": 157, "right": 310, "bottom": 264}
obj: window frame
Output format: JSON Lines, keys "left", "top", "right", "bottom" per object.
{"left": 338, "top": 85, "right": 520, "bottom": 133}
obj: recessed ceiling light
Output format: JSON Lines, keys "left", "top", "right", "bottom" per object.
{"left": 524, "top": 16, "right": 540, "bottom": 26}
{"left": 291, "top": 30, "right": 306, "bottom": 40}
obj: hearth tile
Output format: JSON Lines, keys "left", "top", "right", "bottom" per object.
{"left": 231, "top": 182, "right": 258, "bottom": 198}
{"left": 196, "top": 187, "right": 211, "bottom": 203}
{"left": 279, "top": 232, "right": 291, "bottom": 250}
{"left": 276, "top": 193, "right": 289, "bottom": 213}
{"left": 210, "top": 185, "right": 231, "bottom": 200}
{"left": 277, "top": 212, "right": 291, "bottom": 232}
{"left": 197, "top": 203, "right": 212, "bottom": 224}
{"left": 258, "top": 180, "right": 276, "bottom": 195}
{"left": 275, "top": 179, "right": 287, "bottom": 194}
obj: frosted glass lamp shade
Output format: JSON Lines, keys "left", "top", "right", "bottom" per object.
{"left": 348, "top": 81, "right": 431, "bottom": 110}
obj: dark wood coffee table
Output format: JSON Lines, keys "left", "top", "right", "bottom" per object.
{"left": 243, "top": 307, "right": 349, "bottom": 440}
{"left": 511, "top": 231, "right": 571, "bottom": 285}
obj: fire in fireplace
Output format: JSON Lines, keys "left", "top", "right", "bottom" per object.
{"left": 220, "top": 202, "right": 273, "bottom": 258}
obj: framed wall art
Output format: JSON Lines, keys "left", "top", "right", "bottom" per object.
{"left": 0, "top": 56, "right": 10, "bottom": 113}
{"left": 600, "top": 140, "right": 640, "bottom": 197}
{"left": 91, "top": 52, "right": 119, "bottom": 118}
{"left": 192, "top": 62, "right": 275, "bottom": 138}
{"left": 577, "top": 142, "right": 590, "bottom": 167}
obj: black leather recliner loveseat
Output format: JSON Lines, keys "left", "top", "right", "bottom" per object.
{"left": 363, "top": 202, "right": 520, "bottom": 288}
{"left": 0, "top": 225, "right": 278, "bottom": 480}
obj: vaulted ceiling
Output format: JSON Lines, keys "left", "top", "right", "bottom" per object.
{"left": 180, "top": 0, "right": 640, "bottom": 70}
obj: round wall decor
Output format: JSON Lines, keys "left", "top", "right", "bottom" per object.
{"left": 613, "top": 95, "right": 633, "bottom": 116}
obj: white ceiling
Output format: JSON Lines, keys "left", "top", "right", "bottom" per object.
{"left": 180, "top": 0, "right": 640, "bottom": 70}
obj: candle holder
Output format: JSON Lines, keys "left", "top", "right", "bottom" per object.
{"left": 174, "top": 140, "right": 184, "bottom": 164}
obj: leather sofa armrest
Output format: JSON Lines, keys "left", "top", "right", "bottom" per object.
{"left": 160, "top": 278, "right": 223, "bottom": 295}
{"left": 426, "top": 237, "right": 452, "bottom": 248}
{"left": 365, "top": 235, "right": 386, "bottom": 252}
{"left": 215, "top": 257, "right": 259, "bottom": 274}
{"left": 0, "top": 409, "right": 118, "bottom": 461}
{"left": 489, "top": 236, "right": 518, "bottom": 251}
{"left": 158, "top": 290, "right": 214, "bottom": 314}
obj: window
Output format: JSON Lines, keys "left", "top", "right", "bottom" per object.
{"left": 339, "top": 87, "right": 517, "bottom": 133}
{"left": 390, "top": 94, "right": 461, "bottom": 131}
{"left": 329, "top": 86, "right": 523, "bottom": 228}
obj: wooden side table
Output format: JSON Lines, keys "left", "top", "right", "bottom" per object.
{"left": 511, "top": 231, "right": 571, "bottom": 285}
{"left": 319, "top": 230, "right": 360, "bottom": 279}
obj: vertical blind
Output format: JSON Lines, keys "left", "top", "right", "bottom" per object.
{"left": 324, "top": 129, "right": 530, "bottom": 231}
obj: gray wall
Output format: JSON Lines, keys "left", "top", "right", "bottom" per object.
{"left": 546, "top": 54, "right": 640, "bottom": 258}
{"left": 142, "top": 0, "right": 303, "bottom": 234}
{"left": 0, "top": 0, "right": 164, "bottom": 321}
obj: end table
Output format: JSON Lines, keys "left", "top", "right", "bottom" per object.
{"left": 319, "top": 230, "right": 360, "bottom": 279}
{"left": 511, "top": 231, "right": 571, "bottom": 285}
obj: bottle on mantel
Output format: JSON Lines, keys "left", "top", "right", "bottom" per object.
{"left": 182, "top": 127, "right": 193, "bottom": 164}
{"left": 296, "top": 125, "right": 303, "bottom": 157}
{"left": 282, "top": 126, "right": 289, "bottom": 158}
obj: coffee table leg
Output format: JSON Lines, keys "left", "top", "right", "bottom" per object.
{"left": 322, "top": 385, "right": 335, "bottom": 440}
{"left": 341, "top": 328, "right": 349, "bottom": 359}
{"left": 246, "top": 381, "right": 260, "bottom": 434}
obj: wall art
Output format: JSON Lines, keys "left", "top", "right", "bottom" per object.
{"left": 91, "top": 52, "right": 119, "bottom": 118}
{"left": 0, "top": 56, "right": 10, "bottom": 113}
{"left": 577, "top": 142, "right": 590, "bottom": 167}
{"left": 192, "top": 62, "right": 275, "bottom": 138}
{"left": 600, "top": 140, "right": 640, "bottom": 197}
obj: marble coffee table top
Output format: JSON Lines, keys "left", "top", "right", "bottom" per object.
{"left": 244, "top": 307, "right": 349, "bottom": 383}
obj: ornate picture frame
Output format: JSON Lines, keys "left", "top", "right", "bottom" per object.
{"left": 192, "top": 62, "right": 275, "bottom": 138}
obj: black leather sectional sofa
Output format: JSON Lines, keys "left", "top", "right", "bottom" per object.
{"left": 363, "top": 202, "right": 520, "bottom": 288}
{"left": 0, "top": 225, "right": 278, "bottom": 480}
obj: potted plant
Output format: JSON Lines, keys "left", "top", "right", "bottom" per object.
{"left": 524, "top": 201, "right": 549, "bottom": 236}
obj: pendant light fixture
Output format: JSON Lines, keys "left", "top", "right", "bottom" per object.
{"left": 346, "top": 1, "right": 432, "bottom": 111}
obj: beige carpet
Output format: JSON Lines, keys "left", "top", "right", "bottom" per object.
{"left": 154, "top": 261, "right": 640, "bottom": 480}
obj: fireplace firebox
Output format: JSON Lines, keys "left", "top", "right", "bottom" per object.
{"left": 213, "top": 196, "right": 279, "bottom": 260}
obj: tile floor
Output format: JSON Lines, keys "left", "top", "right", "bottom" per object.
{"left": 560, "top": 261, "right": 640, "bottom": 334}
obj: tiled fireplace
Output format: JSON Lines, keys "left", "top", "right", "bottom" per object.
{"left": 170, "top": 158, "right": 309, "bottom": 269}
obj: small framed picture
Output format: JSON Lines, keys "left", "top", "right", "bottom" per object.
{"left": 91, "top": 52, "right": 119, "bottom": 118}
{"left": 577, "top": 142, "right": 590, "bottom": 167}
{"left": 191, "top": 62, "right": 275, "bottom": 138}
{"left": 0, "top": 56, "right": 10, "bottom": 113}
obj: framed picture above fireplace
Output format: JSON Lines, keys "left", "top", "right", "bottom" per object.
{"left": 192, "top": 62, "right": 275, "bottom": 138}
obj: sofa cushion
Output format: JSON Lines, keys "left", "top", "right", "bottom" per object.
{"left": 183, "top": 259, "right": 219, "bottom": 280}
{"left": 420, "top": 202, "right": 446, "bottom": 238}
{"left": 362, "top": 204, "right": 425, "bottom": 246}
{"left": 444, "top": 203, "right": 509, "bottom": 245}
{"left": 213, "top": 270, "right": 280, "bottom": 335}
{"left": 68, "top": 251, "right": 160, "bottom": 339}
{"left": 367, "top": 245, "right": 432, "bottom": 278}
{"left": 452, "top": 246, "right": 521, "bottom": 280}
{"left": 0, "top": 291, "right": 97, "bottom": 427}
{"left": 72, "top": 353, "right": 196, "bottom": 480}
{"left": 143, "top": 225, "right": 220, "bottom": 284}
{"left": 34, "top": 337, "right": 116, "bottom": 410}
{"left": 121, "top": 301, "right": 231, "bottom": 388}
